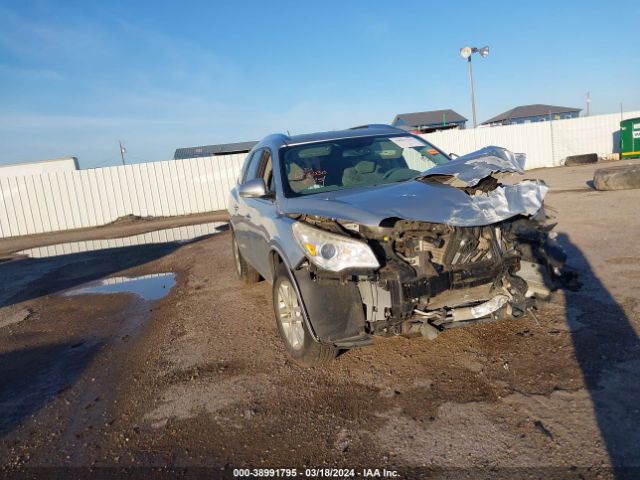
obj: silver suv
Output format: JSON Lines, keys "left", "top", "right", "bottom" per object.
{"left": 228, "top": 125, "right": 570, "bottom": 366}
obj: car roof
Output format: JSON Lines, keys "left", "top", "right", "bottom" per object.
{"left": 259, "top": 124, "right": 407, "bottom": 149}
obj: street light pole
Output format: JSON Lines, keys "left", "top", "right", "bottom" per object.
{"left": 460, "top": 46, "right": 489, "bottom": 129}
{"left": 467, "top": 56, "right": 477, "bottom": 128}
{"left": 119, "top": 140, "right": 126, "bottom": 166}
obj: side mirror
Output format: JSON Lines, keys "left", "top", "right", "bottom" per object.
{"left": 449, "top": 153, "right": 459, "bottom": 159}
{"left": 239, "top": 178, "right": 268, "bottom": 198}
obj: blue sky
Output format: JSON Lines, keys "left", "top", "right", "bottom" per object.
{"left": 1, "top": 0, "right": 639, "bottom": 168}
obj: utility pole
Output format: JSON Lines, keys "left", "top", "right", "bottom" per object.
{"left": 119, "top": 141, "right": 126, "bottom": 165}
{"left": 586, "top": 92, "right": 591, "bottom": 117}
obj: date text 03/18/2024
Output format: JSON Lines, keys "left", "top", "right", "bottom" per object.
{"left": 232, "top": 468, "right": 400, "bottom": 478}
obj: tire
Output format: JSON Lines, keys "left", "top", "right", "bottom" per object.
{"left": 231, "top": 230, "right": 260, "bottom": 284}
{"left": 564, "top": 153, "right": 598, "bottom": 166}
{"left": 272, "top": 263, "right": 338, "bottom": 367}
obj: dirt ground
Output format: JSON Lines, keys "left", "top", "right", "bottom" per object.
{"left": 1, "top": 159, "right": 639, "bottom": 479}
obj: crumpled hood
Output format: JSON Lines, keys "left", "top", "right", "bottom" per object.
{"left": 279, "top": 146, "right": 547, "bottom": 227}
{"left": 420, "top": 146, "right": 525, "bottom": 187}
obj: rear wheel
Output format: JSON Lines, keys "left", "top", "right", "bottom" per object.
{"left": 272, "top": 263, "right": 337, "bottom": 367}
{"left": 231, "top": 230, "right": 260, "bottom": 283}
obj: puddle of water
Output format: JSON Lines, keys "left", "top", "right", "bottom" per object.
{"left": 17, "top": 222, "right": 228, "bottom": 259}
{"left": 62, "top": 273, "right": 176, "bottom": 301}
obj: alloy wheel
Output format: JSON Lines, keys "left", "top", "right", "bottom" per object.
{"left": 276, "top": 280, "right": 304, "bottom": 350}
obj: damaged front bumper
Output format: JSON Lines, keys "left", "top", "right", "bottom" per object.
{"left": 291, "top": 213, "right": 573, "bottom": 347}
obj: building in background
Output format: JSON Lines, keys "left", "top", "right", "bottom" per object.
{"left": 391, "top": 109, "right": 467, "bottom": 133}
{"left": 0, "top": 157, "right": 79, "bottom": 179}
{"left": 482, "top": 104, "right": 581, "bottom": 126}
{"left": 174, "top": 141, "right": 258, "bottom": 160}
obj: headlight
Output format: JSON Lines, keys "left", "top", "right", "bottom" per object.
{"left": 291, "top": 221, "right": 380, "bottom": 272}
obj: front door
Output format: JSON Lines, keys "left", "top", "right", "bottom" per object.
{"left": 241, "top": 149, "right": 277, "bottom": 278}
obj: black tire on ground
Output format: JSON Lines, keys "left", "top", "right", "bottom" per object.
{"left": 593, "top": 164, "right": 640, "bottom": 191}
{"left": 564, "top": 153, "right": 598, "bottom": 166}
{"left": 272, "top": 263, "right": 338, "bottom": 367}
{"left": 231, "top": 230, "right": 260, "bottom": 284}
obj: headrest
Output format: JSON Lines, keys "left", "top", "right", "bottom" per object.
{"left": 288, "top": 163, "right": 305, "bottom": 181}
{"left": 355, "top": 160, "right": 376, "bottom": 174}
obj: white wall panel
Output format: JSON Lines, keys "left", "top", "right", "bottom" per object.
{"left": 0, "top": 157, "right": 77, "bottom": 179}
{"left": 58, "top": 172, "right": 76, "bottom": 230}
{"left": 59, "top": 171, "right": 76, "bottom": 230}
{"left": 0, "top": 178, "right": 13, "bottom": 237}
{"left": 14, "top": 177, "right": 30, "bottom": 236}
{"left": 30, "top": 175, "right": 48, "bottom": 234}
{"left": 71, "top": 171, "right": 89, "bottom": 228}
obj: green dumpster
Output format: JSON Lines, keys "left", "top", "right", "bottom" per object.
{"left": 620, "top": 117, "right": 640, "bottom": 159}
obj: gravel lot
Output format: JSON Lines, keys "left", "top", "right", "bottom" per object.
{"left": 0, "top": 159, "right": 639, "bottom": 479}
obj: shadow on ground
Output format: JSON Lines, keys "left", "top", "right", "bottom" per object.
{"left": 559, "top": 233, "right": 640, "bottom": 478}
{"left": 0, "top": 341, "right": 101, "bottom": 436}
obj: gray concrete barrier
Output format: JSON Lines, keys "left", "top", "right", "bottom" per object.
{"left": 565, "top": 153, "right": 598, "bottom": 166}
{"left": 593, "top": 164, "right": 640, "bottom": 191}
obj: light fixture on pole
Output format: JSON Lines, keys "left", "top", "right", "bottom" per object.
{"left": 460, "top": 45, "right": 489, "bottom": 128}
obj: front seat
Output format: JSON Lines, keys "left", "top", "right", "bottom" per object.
{"left": 288, "top": 162, "right": 316, "bottom": 193}
{"left": 342, "top": 160, "right": 384, "bottom": 187}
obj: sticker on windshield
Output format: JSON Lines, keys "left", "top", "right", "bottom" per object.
{"left": 389, "top": 136, "right": 425, "bottom": 148}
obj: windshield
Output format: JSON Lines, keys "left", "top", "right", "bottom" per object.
{"left": 279, "top": 134, "right": 449, "bottom": 197}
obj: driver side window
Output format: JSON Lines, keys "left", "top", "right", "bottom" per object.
{"left": 260, "top": 151, "right": 273, "bottom": 192}
{"left": 242, "top": 149, "right": 263, "bottom": 183}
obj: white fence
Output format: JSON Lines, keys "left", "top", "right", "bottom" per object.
{"left": 422, "top": 110, "right": 639, "bottom": 170}
{"left": 0, "top": 154, "right": 245, "bottom": 238}
{"left": 1, "top": 111, "right": 638, "bottom": 239}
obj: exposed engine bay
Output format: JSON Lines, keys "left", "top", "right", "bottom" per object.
{"left": 292, "top": 210, "right": 573, "bottom": 345}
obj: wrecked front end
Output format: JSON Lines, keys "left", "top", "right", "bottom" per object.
{"left": 285, "top": 147, "right": 577, "bottom": 347}
{"left": 292, "top": 212, "right": 569, "bottom": 347}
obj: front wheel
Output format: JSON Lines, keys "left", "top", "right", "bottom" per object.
{"left": 272, "top": 263, "right": 337, "bottom": 367}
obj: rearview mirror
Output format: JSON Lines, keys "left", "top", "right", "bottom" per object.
{"left": 449, "top": 153, "right": 459, "bottom": 159}
{"left": 239, "top": 178, "right": 268, "bottom": 198}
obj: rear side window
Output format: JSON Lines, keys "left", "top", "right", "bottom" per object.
{"left": 242, "top": 149, "right": 263, "bottom": 183}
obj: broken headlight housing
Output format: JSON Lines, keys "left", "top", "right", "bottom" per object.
{"left": 292, "top": 221, "right": 380, "bottom": 272}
